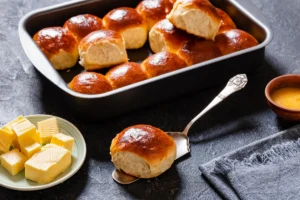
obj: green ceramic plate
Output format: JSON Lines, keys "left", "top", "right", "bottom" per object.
{"left": 0, "top": 115, "right": 87, "bottom": 191}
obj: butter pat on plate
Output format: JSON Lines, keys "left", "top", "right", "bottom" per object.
{"left": 25, "top": 144, "right": 71, "bottom": 184}
{"left": 0, "top": 129, "right": 14, "bottom": 153}
{"left": 2, "top": 116, "right": 25, "bottom": 134}
{"left": 19, "top": 139, "right": 41, "bottom": 158}
{"left": 38, "top": 117, "right": 59, "bottom": 144}
{"left": 12, "top": 118, "right": 36, "bottom": 142}
{"left": 3, "top": 116, "right": 25, "bottom": 149}
{"left": 51, "top": 133, "right": 74, "bottom": 152}
{"left": 1, "top": 149, "right": 27, "bottom": 176}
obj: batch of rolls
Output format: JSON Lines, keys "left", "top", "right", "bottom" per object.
{"left": 33, "top": 0, "right": 258, "bottom": 95}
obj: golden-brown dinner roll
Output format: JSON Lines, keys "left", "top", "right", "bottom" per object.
{"left": 167, "top": 0, "right": 221, "bottom": 40}
{"left": 78, "top": 30, "right": 128, "bottom": 70}
{"left": 149, "top": 19, "right": 193, "bottom": 53}
{"left": 63, "top": 14, "right": 105, "bottom": 42}
{"left": 177, "top": 38, "right": 222, "bottom": 65}
{"left": 110, "top": 124, "right": 176, "bottom": 178}
{"left": 141, "top": 51, "right": 187, "bottom": 77}
{"left": 136, "top": 0, "right": 173, "bottom": 31}
{"left": 106, "top": 62, "right": 148, "bottom": 89}
{"left": 103, "top": 7, "right": 147, "bottom": 49}
{"left": 216, "top": 8, "right": 236, "bottom": 34}
{"left": 69, "top": 72, "right": 113, "bottom": 94}
{"left": 33, "top": 27, "right": 78, "bottom": 70}
{"left": 215, "top": 29, "right": 259, "bottom": 55}
{"left": 169, "top": 0, "right": 177, "bottom": 4}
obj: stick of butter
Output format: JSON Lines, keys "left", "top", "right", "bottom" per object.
{"left": 25, "top": 144, "right": 71, "bottom": 184}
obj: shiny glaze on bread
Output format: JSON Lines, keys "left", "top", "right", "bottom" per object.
{"left": 78, "top": 30, "right": 123, "bottom": 52}
{"left": 216, "top": 8, "right": 236, "bottom": 34}
{"left": 136, "top": 0, "right": 173, "bottom": 29}
{"left": 63, "top": 14, "right": 105, "bottom": 41}
{"left": 33, "top": 27, "right": 77, "bottom": 58}
{"left": 106, "top": 62, "right": 148, "bottom": 89}
{"left": 69, "top": 72, "right": 113, "bottom": 94}
{"left": 103, "top": 7, "right": 145, "bottom": 31}
{"left": 215, "top": 29, "right": 259, "bottom": 55}
{"left": 141, "top": 51, "right": 187, "bottom": 77}
{"left": 178, "top": 38, "right": 222, "bottom": 65}
{"left": 110, "top": 124, "right": 176, "bottom": 165}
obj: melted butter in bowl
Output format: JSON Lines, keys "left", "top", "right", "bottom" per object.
{"left": 271, "top": 87, "right": 300, "bottom": 110}
{"left": 265, "top": 74, "right": 300, "bottom": 121}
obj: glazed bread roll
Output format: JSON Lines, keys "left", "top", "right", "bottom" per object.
{"left": 63, "top": 14, "right": 105, "bottom": 42}
{"left": 33, "top": 27, "right": 78, "bottom": 70}
{"left": 136, "top": 0, "right": 173, "bottom": 31}
{"left": 215, "top": 29, "right": 259, "bottom": 55}
{"left": 103, "top": 7, "right": 147, "bottom": 49}
{"left": 106, "top": 62, "right": 148, "bottom": 89}
{"left": 141, "top": 51, "right": 187, "bottom": 77}
{"left": 78, "top": 30, "right": 128, "bottom": 70}
{"left": 110, "top": 124, "right": 176, "bottom": 178}
{"left": 216, "top": 8, "right": 236, "bottom": 34}
{"left": 169, "top": 0, "right": 177, "bottom": 4}
{"left": 167, "top": 0, "right": 221, "bottom": 40}
{"left": 69, "top": 72, "right": 113, "bottom": 94}
{"left": 177, "top": 38, "right": 222, "bottom": 65}
{"left": 149, "top": 19, "right": 192, "bottom": 53}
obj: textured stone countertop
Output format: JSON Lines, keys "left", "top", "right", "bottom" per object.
{"left": 0, "top": 0, "right": 299, "bottom": 199}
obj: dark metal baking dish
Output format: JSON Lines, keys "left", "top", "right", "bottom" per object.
{"left": 18, "top": 0, "right": 272, "bottom": 119}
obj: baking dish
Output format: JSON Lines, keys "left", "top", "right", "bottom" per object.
{"left": 19, "top": 0, "right": 273, "bottom": 119}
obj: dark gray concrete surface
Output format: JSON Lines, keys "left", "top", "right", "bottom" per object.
{"left": 0, "top": 0, "right": 299, "bottom": 199}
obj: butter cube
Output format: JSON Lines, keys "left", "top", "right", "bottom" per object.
{"left": 51, "top": 133, "right": 74, "bottom": 152}
{"left": 25, "top": 144, "right": 71, "bottom": 184}
{"left": 1, "top": 149, "right": 27, "bottom": 175}
{"left": 38, "top": 117, "right": 59, "bottom": 144}
{"left": 12, "top": 119, "right": 36, "bottom": 142}
{"left": 19, "top": 139, "right": 41, "bottom": 158}
{"left": 33, "top": 130, "right": 42, "bottom": 144}
{"left": 3, "top": 116, "right": 25, "bottom": 148}
{"left": 3, "top": 116, "right": 25, "bottom": 133}
{"left": 0, "top": 129, "right": 13, "bottom": 153}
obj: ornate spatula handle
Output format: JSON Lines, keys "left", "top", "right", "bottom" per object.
{"left": 183, "top": 74, "right": 248, "bottom": 136}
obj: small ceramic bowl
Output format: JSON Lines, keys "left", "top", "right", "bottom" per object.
{"left": 265, "top": 74, "right": 300, "bottom": 121}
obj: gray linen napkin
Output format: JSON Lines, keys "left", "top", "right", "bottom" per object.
{"left": 199, "top": 125, "right": 300, "bottom": 200}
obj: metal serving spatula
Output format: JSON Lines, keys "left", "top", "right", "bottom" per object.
{"left": 112, "top": 74, "right": 248, "bottom": 184}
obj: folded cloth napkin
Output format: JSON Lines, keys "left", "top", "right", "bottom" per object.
{"left": 199, "top": 125, "right": 300, "bottom": 200}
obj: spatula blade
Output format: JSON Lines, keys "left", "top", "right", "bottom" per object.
{"left": 167, "top": 132, "right": 190, "bottom": 159}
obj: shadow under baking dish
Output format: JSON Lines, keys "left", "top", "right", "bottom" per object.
{"left": 19, "top": 0, "right": 273, "bottom": 119}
